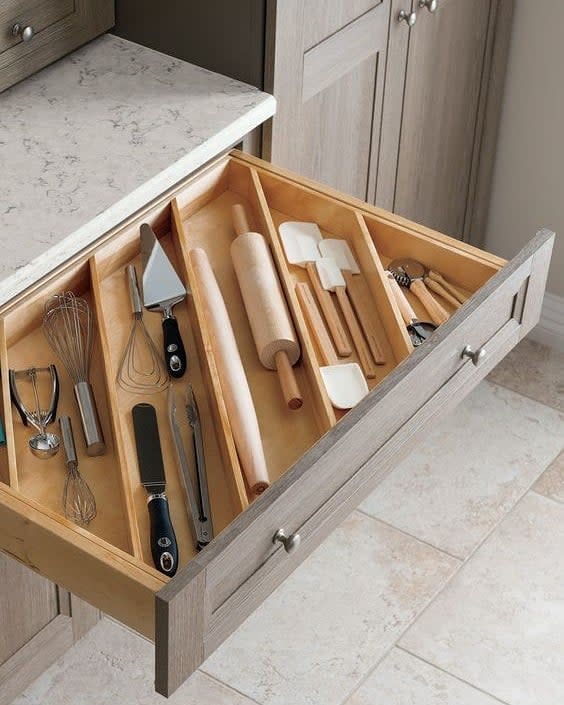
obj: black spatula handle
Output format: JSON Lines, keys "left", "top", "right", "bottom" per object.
{"left": 162, "top": 316, "right": 187, "bottom": 378}
{"left": 148, "top": 493, "right": 178, "bottom": 576}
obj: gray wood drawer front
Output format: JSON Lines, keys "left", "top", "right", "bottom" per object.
{"left": 0, "top": 0, "right": 113, "bottom": 92}
{"left": 0, "top": 0, "right": 74, "bottom": 54}
{"left": 155, "top": 229, "right": 553, "bottom": 696}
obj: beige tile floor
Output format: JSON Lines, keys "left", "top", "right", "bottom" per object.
{"left": 10, "top": 338, "right": 564, "bottom": 705}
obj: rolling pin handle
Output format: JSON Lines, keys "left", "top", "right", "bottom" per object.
{"left": 275, "top": 350, "right": 303, "bottom": 410}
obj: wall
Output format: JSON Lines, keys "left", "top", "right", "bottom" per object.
{"left": 113, "top": 1, "right": 266, "bottom": 89}
{"left": 486, "top": 0, "right": 563, "bottom": 303}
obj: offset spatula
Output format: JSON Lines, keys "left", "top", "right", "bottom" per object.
{"left": 132, "top": 403, "right": 178, "bottom": 576}
{"left": 140, "top": 223, "right": 187, "bottom": 378}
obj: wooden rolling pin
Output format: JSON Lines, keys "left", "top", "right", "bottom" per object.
{"left": 189, "top": 248, "right": 270, "bottom": 495}
{"left": 231, "top": 204, "right": 303, "bottom": 410}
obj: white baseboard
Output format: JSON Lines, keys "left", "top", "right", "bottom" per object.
{"left": 528, "top": 291, "right": 564, "bottom": 352}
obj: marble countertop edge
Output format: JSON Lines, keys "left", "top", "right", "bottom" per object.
{"left": 0, "top": 94, "right": 276, "bottom": 308}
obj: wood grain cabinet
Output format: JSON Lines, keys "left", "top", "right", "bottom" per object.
{"left": 0, "top": 0, "right": 114, "bottom": 93}
{"left": 266, "top": 0, "right": 514, "bottom": 244}
{"left": 114, "top": 0, "right": 513, "bottom": 245}
{"left": 0, "top": 553, "right": 99, "bottom": 705}
{"left": 0, "top": 150, "right": 552, "bottom": 697}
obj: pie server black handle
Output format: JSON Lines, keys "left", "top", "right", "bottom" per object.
{"left": 162, "top": 316, "right": 187, "bottom": 378}
{"left": 132, "top": 403, "right": 178, "bottom": 576}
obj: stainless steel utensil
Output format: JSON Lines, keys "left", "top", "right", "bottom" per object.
{"left": 117, "top": 265, "right": 169, "bottom": 394}
{"left": 386, "top": 272, "right": 437, "bottom": 347}
{"left": 9, "top": 365, "right": 60, "bottom": 458}
{"left": 388, "top": 257, "right": 450, "bottom": 325}
{"left": 59, "top": 415, "right": 97, "bottom": 525}
{"left": 140, "top": 224, "right": 187, "bottom": 378}
{"left": 168, "top": 385, "right": 213, "bottom": 551}
{"left": 43, "top": 292, "right": 105, "bottom": 456}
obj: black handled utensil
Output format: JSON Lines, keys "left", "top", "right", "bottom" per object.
{"left": 140, "top": 223, "right": 187, "bottom": 378}
{"left": 132, "top": 403, "right": 178, "bottom": 576}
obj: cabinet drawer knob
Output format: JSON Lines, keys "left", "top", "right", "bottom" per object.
{"left": 12, "top": 23, "right": 35, "bottom": 42}
{"left": 273, "top": 528, "right": 301, "bottom": 554}
{"left": 397, "top": 9, "right": 417, "bottom": 27}
{"left": 461, "top": 344, "right": 487, "bottom": 366}
{"left": 419, "top": 0, "right": 438, "bottom": 12}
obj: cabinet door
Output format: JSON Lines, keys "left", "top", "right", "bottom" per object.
{"left": 264, "top": 0, "right": 390, "bottom": 200}
{"left": 391, "top": 0, "right": 492, "bottom": 238}
{"left": 0, "top": 553, "right": 99, "bottom": 705}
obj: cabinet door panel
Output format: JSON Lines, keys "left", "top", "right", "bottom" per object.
{"left": 0, "top": 553, "right": 58, "bottom": 663}
{"left": 266, "top": 0, "right": 390, "bottom": 200}
{"left": 394, "top": 0, "right": 491, "bottom": 237}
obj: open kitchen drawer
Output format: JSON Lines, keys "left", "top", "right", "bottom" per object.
{"left": 0, "top": 151, "right": 553, "bottom": 696}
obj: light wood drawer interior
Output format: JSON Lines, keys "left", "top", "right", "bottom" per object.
{"left": 0, "top": 151, "right": 548, "bottom": 687}
{"left": 0, "top": 0, "right": 74, "bottom": 54}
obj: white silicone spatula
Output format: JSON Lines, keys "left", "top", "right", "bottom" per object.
{"left": 315, "top": 257, "right": 377, "bottom": 378}
{"left": 279, "top": 222, "right": 351, "bottom": 357}
{"left": 318, "top": 238, "right": 386, "bottom": 365}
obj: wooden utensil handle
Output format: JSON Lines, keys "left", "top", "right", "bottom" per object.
{"left": 189, "top": 248, "right": 269, "bottom": 495}
{"left": 275, "top": 350, "right": 303, "bottom": 410}
{"left": 232, "top": 203, "right": 251, "bottom": 236}
{"left": 306, "top": 262, "right": 352, "bottom": 357}
{"left": 410, "top": 279, "right": 450, "bottom": 325}
{"left": 386, "top": 272, "right": 417, "bottom": 324}
{"left": 428, "top": 270, "right": 469, "bottom": 303}
{"left": 424, "top": 277, "right": 461, "bottom": 309}
{"left": 343, "top": 271, "right": 386, "bottom": 365}
{"left": 295, "top": 282, "right": 338, "bottom": 366}
{"left": 335, "top": 287, "right": 377, "bottom": 379}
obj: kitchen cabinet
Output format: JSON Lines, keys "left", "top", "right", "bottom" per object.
{"left": 0, "top": 149, "right": 552, "bottom": 697}
{"left": 0, "top": 554, "right": 99, "bottom": 705}
{"left": 0, "top": 0, "right": 114, "bottom": 93}
{"left": 114, "top": 0, "right": 513, "bottom": 245}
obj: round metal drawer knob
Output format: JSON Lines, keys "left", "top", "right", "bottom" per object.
{"left": 273, "top": 528, "right": 301, "bottom": 554}
{"left": 397, "top": 9, "right": 417, "bottom": 26}
{"left": 461, "top": 344, "right": 487, "bottom": 366}
{"left": 12, "top": 23, "right": 35, "bottom": 42}
{"left": 419, "top": 0, "right": 438, "bottom": 12}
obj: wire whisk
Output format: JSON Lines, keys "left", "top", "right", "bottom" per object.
{"left": 60, "top": 416, "right": 96, "bottom": 526}
{"left": 117, "top": 265, "right": 169, "bottom": 394}
{"left": 43, "top": 292, "right": 106, "bottom": 456}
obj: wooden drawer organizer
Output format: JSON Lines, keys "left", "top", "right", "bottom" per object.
{"left": 0, "top": 151, "right": 553, "bottom": 696}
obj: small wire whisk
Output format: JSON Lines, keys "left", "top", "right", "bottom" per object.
{"left": 59, "top": 416, "right": 96, "bottom": 525}
{"left": 117, "top": 265, "right": 169, "bottom": 394}
{"left": 43, "top": 292, "right": 106, "bottom": 456}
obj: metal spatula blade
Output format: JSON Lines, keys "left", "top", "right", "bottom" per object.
{"left": 140, "top": 224, "right": 186, "bottom": 310}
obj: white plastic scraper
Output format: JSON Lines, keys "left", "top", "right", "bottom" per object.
{"left": 320, "top": 363, "right": 369, "bottom": 409}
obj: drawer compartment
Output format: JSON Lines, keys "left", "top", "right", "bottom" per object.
{"left": 0, "top": 151, "right": 553, "bottom": 696}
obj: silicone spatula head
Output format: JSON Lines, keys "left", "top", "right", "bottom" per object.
{"left": 318, "top": 239, "right": 360, "bottom": 274}
{"left": 279, "top": 221, "right": 323, "bottom": 267}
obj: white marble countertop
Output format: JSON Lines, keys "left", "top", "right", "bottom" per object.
{"left": 0, "top": 34, "right": 275, "bottom": 306}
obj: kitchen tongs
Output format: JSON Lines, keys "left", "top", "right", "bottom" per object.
{"left": 168, "top": 385, "right": 213, "bottom": 550}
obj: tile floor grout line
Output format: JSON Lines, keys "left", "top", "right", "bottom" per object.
{"left": 396, "top": 645, "right": 513, "bottom": 705}
{"left": 530, "top": 487, "right": 564, "bottom": 505}
{"left": 334, "top": 648, "right": 398, "bottom": 705}
{"left": 393, "top": 487, "right": 544, "bottom": 654}
{"left": 355, "top": 508, "right": 465, "bottom": 562}
{"left": 200, "top": 669, "right": 264, "bottom": 705}
{"left": 487, "top": 376, "right": 563, "bottom": 414}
